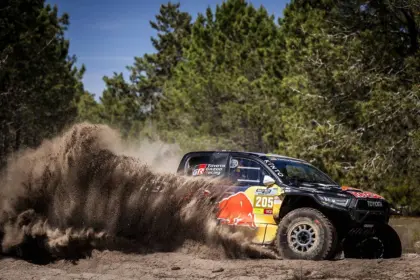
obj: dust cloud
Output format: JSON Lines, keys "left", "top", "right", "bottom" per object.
{"left": 0, "top": 122, "right": 277, "bottom": 264}
{"left": 112, "top": 136, "right": 183, "bottom": 174}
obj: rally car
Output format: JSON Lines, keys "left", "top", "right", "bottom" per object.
{"left": 176, "top": 151, "right": 402, "bottom": 260}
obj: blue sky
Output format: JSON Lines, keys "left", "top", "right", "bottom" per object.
{"left": 46, "top": 0, "right": 289, "bottom": 100}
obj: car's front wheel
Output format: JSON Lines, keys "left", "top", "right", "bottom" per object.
{"left": 275, "top": 207, "right": 337, "bottom": 260}
{"left": 343, "top": 223, "right": 402, "bottom": 259}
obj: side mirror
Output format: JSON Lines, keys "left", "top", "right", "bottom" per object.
{"left": 263, "top": 175, "right": 275, "bottom": 186}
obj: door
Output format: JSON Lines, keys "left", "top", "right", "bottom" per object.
{"left": 227, "top": 156, "right": 281, "bottom": 218}
{"left": 217, "top": 156, "right": 284, "bottom": 244}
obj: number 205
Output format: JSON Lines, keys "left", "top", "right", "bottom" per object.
{"left": 255, "top": 196, "right": 274, "bottom": 208}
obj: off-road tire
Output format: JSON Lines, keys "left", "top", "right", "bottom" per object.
{"left": 275, "top": 207, "right": 337, "bottom": 260}
{"left": 343, "top": 223, "right": 402, "bottom": 259}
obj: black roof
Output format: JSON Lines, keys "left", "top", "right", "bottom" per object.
{"left": 182, "top": 150, "right": 308, "bottom": 163}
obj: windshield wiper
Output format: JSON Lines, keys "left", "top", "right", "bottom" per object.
{"left": 287, "top": 177, "right": 338, "bottom": 188}
{"left": 287, "top": 176, "right": 313, "bottom": 187}
{"left": 306, "top": 182, "right": 340, "bottom": 188}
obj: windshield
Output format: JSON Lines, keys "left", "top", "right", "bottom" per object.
{"left": 268, "top": 157, "right": 337, "bottom": 186}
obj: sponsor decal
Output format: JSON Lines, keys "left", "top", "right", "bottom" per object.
{"left": 255, "top": 189, "right": 265, "bottom": 195}
{"left": 206, "top": 164, "right": 225, "bottom": 175}
{"left": 255, "top": 188, "right": 278, "bottom": 195}
{"left": 230, "top": 159, "right": 239, "bottom": 168}
{"left": 192, "top": 164, "right": 207, "bottom": 176}
{"left": 264, "top": 159, "right": 284, "bottom": 177}
{"left": 367, "top": 200, "right": 383, "bottom": 207}
{"left": 254, "top": 195, "right": 274, "bottom": 208}
{"left": 253, "top": 195, "right": 278, "bottom": 215}
{"left": 217, "top": 192, "right": 256, "bottom": 227}
{"left": 264, "top": 209, "right": 273, "bottom": 214}
{"left": 192, "top": 164, "right": 225, "bottom": 176}
{"left": 348, "top": 191, "right": 384, "bottom": 199}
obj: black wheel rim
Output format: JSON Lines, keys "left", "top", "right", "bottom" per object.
{"left": 357, "top": 237, "right": 385, "bottom": 259}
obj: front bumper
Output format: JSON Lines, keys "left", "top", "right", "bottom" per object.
{"left": 314, "top": 194, "right": 391, "bottom": 224}
{"left": 347, "top": 198, "right": 391, "bottom": 224}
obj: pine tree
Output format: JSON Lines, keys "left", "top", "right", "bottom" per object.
{"left": 99, "top": 73, "right": 143, "bottom": 138}
{"left": 277, "top": 0, "right": 420, "bottom": 210}
{"left": 157, "top": 0, "right": 285, "bottom": 151}
{"left": 97, "top": 2, "right": 193, "bottom": 139}
{"left": 0, "top": 0, "right": 85, "bottom": 166}
{"left": 127, "top": 2, "right": 192, "bottom": 119}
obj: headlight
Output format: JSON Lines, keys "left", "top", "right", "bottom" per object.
{"left": 318, "top": 195, "right": 350, "bottom": 207}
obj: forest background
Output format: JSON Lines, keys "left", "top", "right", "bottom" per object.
{"left": 1, "top": 0, "right": 419, "bottom": 214}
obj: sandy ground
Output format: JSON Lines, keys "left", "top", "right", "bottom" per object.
{"left": 1, "top": 243, "right": 420, "bottom": 280}
{"left": 0, "top": 123, "right": 419, "bottom": 280}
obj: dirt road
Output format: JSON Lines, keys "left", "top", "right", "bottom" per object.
{"left": 1, "top": 242, "right": 420, "bottom": 280}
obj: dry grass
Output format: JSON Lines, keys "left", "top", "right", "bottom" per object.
{"left": 390, "top": 216, "right": 420, "bottom": 253}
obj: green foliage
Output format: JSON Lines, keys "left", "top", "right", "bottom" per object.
{"left": 384, "top": 185, "right": 420, "bottom": 215}
{"left": 127, "top": 2, "right": 192, "bottom": 118}
{"left": 275, "top": 0, "right": 419, "bottom": 212}
{"left": 2, "top": 0, "right": 419, "bottom": 213}
{"left": 84, "top": 0, "right": 419, "bottom": 213}
{"left": 75, "top": 91, "right": 103, "bottom": 124}
{"left": 156, "top": 0, "right": 285, "bottom": 151}
{"left": 0, "top": 0, "right": 85, "bottom": 166}
{"left": 90, "top": 2, "right": 193, "bottom": 140}
{"left": 97, "top": 73, "right": 145, "bottom": 138}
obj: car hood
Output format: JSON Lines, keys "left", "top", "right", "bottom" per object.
{"left": 339, "top": 185, "right": 385, "bottom": 199}
{"left": 288, "top": 183, "right": 385, "bottom": 200}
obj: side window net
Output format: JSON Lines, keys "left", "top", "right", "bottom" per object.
{"left": 229, "top": 157, "right": 265, "bottom": 185}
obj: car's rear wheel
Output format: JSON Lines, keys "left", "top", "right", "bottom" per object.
{"left": 275, "top": 207, "right": 337, "bottom": 260}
